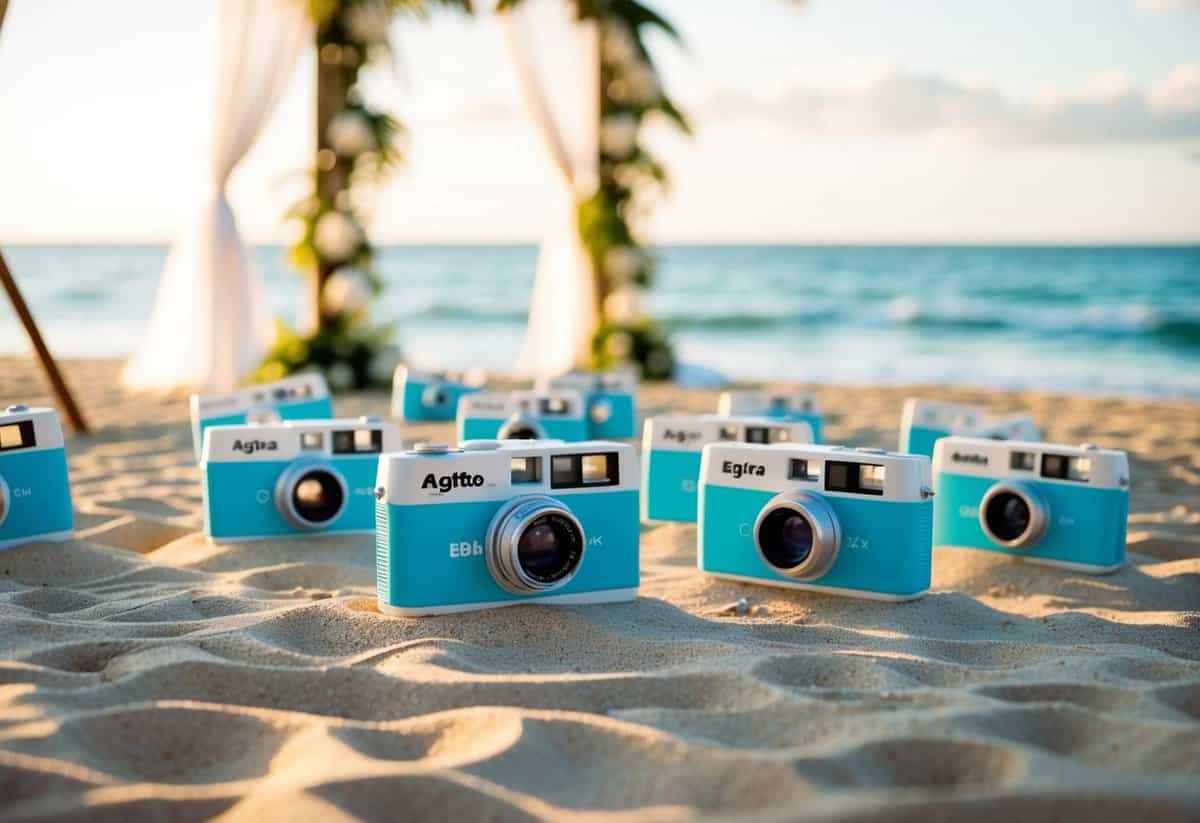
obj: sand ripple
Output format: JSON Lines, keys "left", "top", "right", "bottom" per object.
{"left": 0, "top": 365, "right": 1197, "bottom": 820}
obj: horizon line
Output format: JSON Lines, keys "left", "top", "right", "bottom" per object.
{"left": 5, "top": 237, "right": 1200, "bottom": 248}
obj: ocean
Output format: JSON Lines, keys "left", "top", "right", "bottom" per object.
{"left": 2, "top": 244, "right": 1198, "bottom": 398}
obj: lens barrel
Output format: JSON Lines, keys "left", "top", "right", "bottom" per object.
{"left": 0, "top": 475, "right": 9, "bottom": 529}
{"left": 753, "top": 491, "right": 841, "bottom": 580}
{"left": 485, "top": 495, "right": 585, "bottom": 594}
{"left": 422, "top": 383, "right": 449, "bottom": 412}
{"left": 498, "top": 415, "right": 546, "bottom": 440}
{"left": 274, "top": 461, "right": 349, "bottom": 530}
{"left": 979, "top": 481, "right": 1047, "bottom": 548}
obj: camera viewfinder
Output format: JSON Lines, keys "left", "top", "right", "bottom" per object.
{"left": 511, "top": 457, "right": 542, "bottom": 484}
{"left": 1011, "top": 451, "right": 1036, "bottom": 471}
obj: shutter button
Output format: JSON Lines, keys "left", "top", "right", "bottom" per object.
{"left": 462, "top": 439, "right": 502, "bottom": 451}
{"left": 413, "top": 442, "right": 451, "bottom": 455}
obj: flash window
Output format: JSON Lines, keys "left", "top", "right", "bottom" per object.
{"left": 300, "top": 432, "right": 324, "bottom": 451}
{"left": 745, "top": 427, "right": 769, "bottom": 444}
{"left": 0, "top": 421, "right": 34, "bottom": 452}
{"left": 825, "top": 460, "right": 885, "bottom": 496}
{"left": 1042, "top": 453, "right": 1090, "bottom": 482}
{"left": 332, "top": 428, "right": 382, "bottom": 454}
{"left": 550, "top": 452, "right": 619, "bottom": 489}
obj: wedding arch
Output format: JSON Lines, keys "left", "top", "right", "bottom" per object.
{"left": 124, "top": 0, "right": 466, "bottom": 394}
{"left": 500, "top": 0, "right": 688, "bottom": 380}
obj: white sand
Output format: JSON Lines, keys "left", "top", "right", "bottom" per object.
{"left": 1, "top": 358, "right": 1198, "bottom": 821}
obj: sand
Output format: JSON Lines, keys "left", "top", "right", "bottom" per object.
{"left": 0, "top": 357, "right": 1197, "bottom": 821}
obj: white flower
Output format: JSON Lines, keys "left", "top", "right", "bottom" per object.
{"left": 623, "top": 62, "right": 660, "bottom": 105}
{"left": 327, "top": 362, "right": 356, "bottom": 391}
{"left": 603, "top": 245, "right": 645, "bottom": 282}
{"left": 368, "top": 344, "right": 402, "bottom": 383}
{"left": 327, "top": 110, "right": 376, "bottom": 157}
{"left": 313, "top": 211, "right": 362, "bottom": 263}
{"left": 605, "top": 331, "right": 634, "bottom": 359}
{"left": 604, "top": 287, "right": 641, "bottom": 324}
{"left": 322, "top": 267, "right": 372, "bottom": 317}
{"left": 343, "top": 0, "right": 391, "bottom": 45}
{"left": 600, "top": 113, "right": 639, "bottom": 158}
{"left": 602, "top": 23, "right": 639, "bottom": 68}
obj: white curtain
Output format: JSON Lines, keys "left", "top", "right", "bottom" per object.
{"left": 500, "top": 1, "right": 599, "bottom": 378}
{"left": 123, "top": 0, "right": 310, "bottom": 393}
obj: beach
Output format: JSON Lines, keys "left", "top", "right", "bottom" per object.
{"left": 1, "top": 356, "right": 1198, "bottom": 821}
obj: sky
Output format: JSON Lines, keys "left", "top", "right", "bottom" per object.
{"left": 0, "top": 0, "right": 1198, "bottom": 244}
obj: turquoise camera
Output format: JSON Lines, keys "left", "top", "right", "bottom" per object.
{"left": 457, "top": 390, "right": 589, "bottom": 442}
{"left": 375, "top": 439, "right": 640, "bottom": 616}
{"left": 698, "top": 443, "right": 933, "bottom": 601}
{"left": 0, "top": 405, "right": 73, "bottom": 551}
{"left": 718, "top": 390, "right": 824, "bottom": 443}
{"left": 190, "top": 374, "right": 333, "bottom": 461}
{"left": 392, "top": 365, "right": 485, "bottom": 422}
{"left": 932, "top": 437, "right": 1129, "bottom": 573}
{"left": 899, "top": 397, "right": 1039, "bottom": 458}
{"left": 544, "top": 368, "right": 638, "bottom": 439}
{"left": 642, "top": 414, "right": 814, "bottom": 524}
{"left": 201, "top": 418, "right": 401, "bottom": 542}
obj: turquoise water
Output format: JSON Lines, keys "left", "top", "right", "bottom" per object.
{"left": 2, "top": 244, "right": 1198, "bottom": 398}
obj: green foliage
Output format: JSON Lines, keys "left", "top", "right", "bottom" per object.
{"left": 591, "top": 318, "right": 674, "bottom": 380}
{"left": 252, "top": 318, "right": 397, "bottom": 389}
{"left": 265, "top": 0, "right": 470, "bottom": 391}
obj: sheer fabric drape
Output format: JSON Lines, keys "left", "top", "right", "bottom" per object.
{"left": 501, "top": 0, "right": 599, "bottom": 379}
{"left": 123, "top": 0, "right": 309, "bottom": 392}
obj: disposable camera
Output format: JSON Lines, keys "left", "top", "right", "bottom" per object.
{"left": 392, "top": 365, "right": 485, "bottom": 422}
{"left": 201, "top": 418, "right": 400, "bottom": 541}
{"left": 899, "top": 398, "right": 1039, "bottom": 458}
{"left": 457, "top": 390, "right": 589, "bottom": 442}
{"left": 698, "top": 442, "right": 933, "bottom": 600}
{"left": 0, "top": 405, "right": 73, "bottom": 551}
{"left": 932, "top": 436, "right": 1129, "bottom": 573}
{"left": 375, "top": 439, "right": 640, "bottom": 616}
{"left": 190, "top": 373, "right": 332, "bottom": 460}
{"left": 541, "top": 368, "right": 638, "bottom": 439}
{"left": 717, "top": 390, "right": 824, "bottom": 443}
{"left": 642, "top": 414, "right": 814, "bottom": 523}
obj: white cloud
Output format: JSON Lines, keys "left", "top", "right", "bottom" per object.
{"left": 693, "top": 65, "right": 1200, "bottom": 145}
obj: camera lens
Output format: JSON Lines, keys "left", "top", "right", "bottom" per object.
{"left": 498, "top": 416, "right": 545, "bottom": 440}
{"left": 291, "top": 469, "right": 345, "bottom": 525}
{"left": 485, "top": 495, "right": 586, "bottom": 594}
{"left": 275, "top": 462, "right": 348, "bottom": 530}
{"left": 753, "top": 492, "right": 841, "bottom": 580}
{"left": 758, "top": 508, "right": 814, "bottom": 569}
{"left": 422, "top": 384, "right": 449, "bottom": 411}
{"left": 516, "top": 513, "right": 583, "bottom": 583}
{"left": 984, "top": 492, "right": 1029, "bottom": 542}
{"left": 978, "top": 482, "right": 1047, "bottom": 548}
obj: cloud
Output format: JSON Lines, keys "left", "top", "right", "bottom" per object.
{"left": 695, "top": 65, "right": 1200, "bottom": 145}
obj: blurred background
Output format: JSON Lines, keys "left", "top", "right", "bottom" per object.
{"left": 1, "top": 0, "right": 1198, "bottom": 396}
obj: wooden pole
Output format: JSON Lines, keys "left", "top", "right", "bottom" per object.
{"left": 0, "top": 5, "right": 88, "bottom": 432}
{"left": 314, "top": 39, "right": 354, "bottom": 331}
{"left": 0, "top": 251, "right": 90, "bottom": 433}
